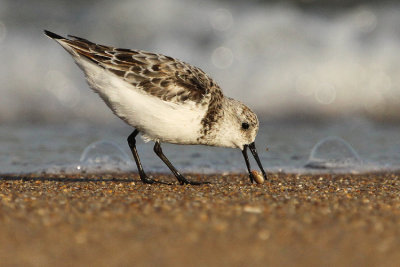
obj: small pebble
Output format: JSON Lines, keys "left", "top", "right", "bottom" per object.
{"left": 251, "top": 170, "right": 264, "bottom": 184}
{"left": 244, "top": 205, "right": 262, "bottom": 214}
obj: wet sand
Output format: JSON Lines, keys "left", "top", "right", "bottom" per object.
{"left": 1, "top": 172, "right": 400, "bottom": 267}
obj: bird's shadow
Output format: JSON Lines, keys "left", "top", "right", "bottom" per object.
{"left": 0, "top": 173, "right": 235, "bottom": 185}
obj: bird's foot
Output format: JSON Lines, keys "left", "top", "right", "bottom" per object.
{"left": 248, "top": 173, "right": 255, "bottom": 184}
{"left": 140, "top": 175, "right": 171, "bottom": 185}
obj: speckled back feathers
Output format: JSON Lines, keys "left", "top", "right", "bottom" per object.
{"left": 62, "top": 35, "right": 222, "bottom": 106}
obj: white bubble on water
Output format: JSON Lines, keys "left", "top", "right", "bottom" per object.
{"left": 305, "top": 136, "right": 362, "bottom": 169}
{"left": 78, "top": 140, "right": 133, "bottom": 172}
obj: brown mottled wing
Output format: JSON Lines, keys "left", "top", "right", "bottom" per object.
{"left": 63, "top": 35, "right": 222, "bottom": 104}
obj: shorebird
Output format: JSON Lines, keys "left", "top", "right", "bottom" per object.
{"left": 44, "top": 30, "right": 267, "bottom": 185}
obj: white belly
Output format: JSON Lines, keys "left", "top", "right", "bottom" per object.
{"left": 76, "top": 58, "right": 206, "bottom": 144}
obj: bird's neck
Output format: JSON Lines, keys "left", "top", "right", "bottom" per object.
{"left": 199, "top": 98, "right": 239, "bottom": 148}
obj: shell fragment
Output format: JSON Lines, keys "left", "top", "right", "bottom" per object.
{"left": 251, "top": 170, "right": 264, "bottom": 184}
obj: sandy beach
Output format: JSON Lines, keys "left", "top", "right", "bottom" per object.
{"left": 1, "top": 172, "right": 400, "bottom": 266}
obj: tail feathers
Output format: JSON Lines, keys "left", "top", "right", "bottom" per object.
{"left": 44, "top": 30, "right": 109, "bottom": 67}
{"left": 44, "top": 30, "right": 66, "bottom": 40}
{"left": 44, "top": 30, "right": 109, "bottom": 54}
{"left": 44, "top": 30, "right": 91, "bottom": 53}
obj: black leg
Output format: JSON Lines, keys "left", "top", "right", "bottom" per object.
{"left": 127, "top": 130, "right": 168, "bottom": 184}
{"left": 242, "top": 145, "right": 255, "bottom": 183}
{"left": 153, "top": 141, "right": 209, "bottom": 185}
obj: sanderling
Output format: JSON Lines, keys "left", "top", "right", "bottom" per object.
{"left": 44, "top": 30, "right": 267, "bottom": 185}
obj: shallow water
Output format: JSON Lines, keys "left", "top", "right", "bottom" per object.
{"left": 1, "top": 119, "right": 399, "bottom": 175}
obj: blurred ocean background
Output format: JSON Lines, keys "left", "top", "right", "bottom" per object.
{"left": 1, "top": 0, "right": 399, "bottom": 175}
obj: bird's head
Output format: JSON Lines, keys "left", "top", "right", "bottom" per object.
{"left": 214, "top": 98, "right": 267, "bottom": 183}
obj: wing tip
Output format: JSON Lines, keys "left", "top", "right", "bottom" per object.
{"left": 44, "top": 30, "right": 65, "bottom": 40}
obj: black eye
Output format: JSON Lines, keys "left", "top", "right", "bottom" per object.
{"left": 242, "top": 122, "right": 249, "bottom": 130}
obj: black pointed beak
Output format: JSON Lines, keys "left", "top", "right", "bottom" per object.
{"left": 242, "top": 142, "right": 267, "bottom": 183}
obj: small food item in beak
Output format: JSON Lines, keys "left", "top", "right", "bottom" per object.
{"left": 251, "top": 170, "right": 264, "bottom": 184}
